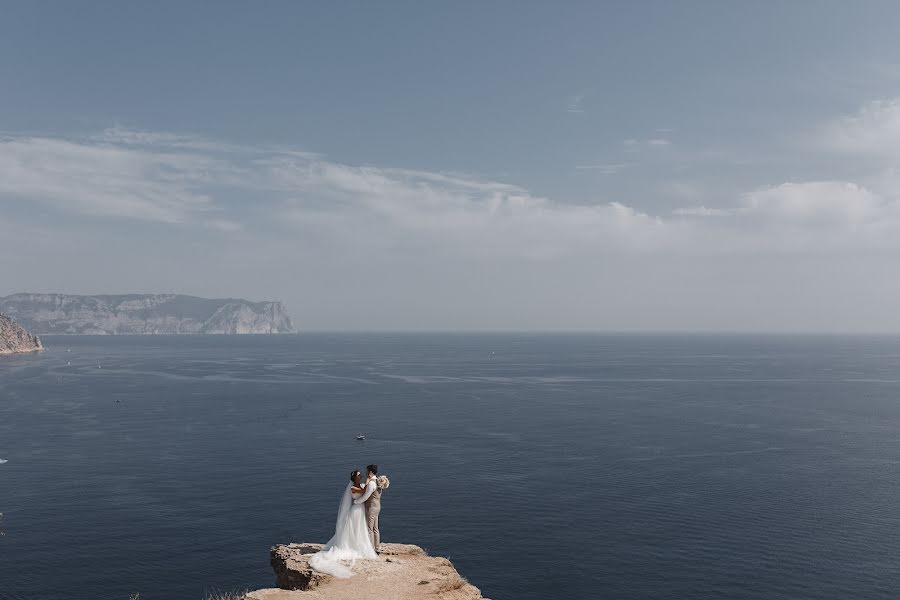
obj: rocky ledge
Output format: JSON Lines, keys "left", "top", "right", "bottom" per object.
{"left": 0, "top": 312, "right": 43, "bottom": 355}
{"left": 246, "top": 543, "right": 487, "bottom": 600}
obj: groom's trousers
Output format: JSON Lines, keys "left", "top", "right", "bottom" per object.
{"left": 365, "top": 501, "right": 381, "bottom": 552}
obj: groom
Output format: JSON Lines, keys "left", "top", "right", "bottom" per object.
{"left": 353, "top": 463, "right": 382, "bottom": 553}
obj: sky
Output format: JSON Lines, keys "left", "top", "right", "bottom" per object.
{"left": 3, "top": 1, "right": 900, "bottom": 332}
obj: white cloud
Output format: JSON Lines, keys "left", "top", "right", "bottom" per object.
{"left": 4, "top": 127, "right": 900, "bottom": 261}
{"left": 668, "top": 181, "right": 900, "bottom": 253}
{"left": 205, "top": 219, "right": 242, "bottom": 232}
{"left": 623, "top": 137, "right": 672, "bottom": 151}
{"left": 7, "top": 123, "right": 900, "bottom": 331}
{"left": 740, "top": 181, "right": 885, "bottom": 226}
{"left": 672, "top": 206, "right": 732, "bottom": 217}
{"left": 566, "top": 94, "right": 585, "bottom": 113}
{"left": 822, "top": 98, "right": 900, "bottom": 157}
{"left": 574, "top": 163, "right": 631, "bottom": 175}
{"left": 0, "top": 129, "right": 669, "bottom": 257}
{"left": 0, "top": 135, "right": 215, "bottom": 223}
{"left": 268, "top": 154, "right": 666, "bottom": 257}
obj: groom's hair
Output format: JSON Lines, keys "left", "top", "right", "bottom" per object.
{"left": 366, "top": 464, "right": 378, "bottom": 475}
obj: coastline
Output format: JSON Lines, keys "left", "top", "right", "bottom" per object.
{"left": 0, "top": 347, "right": 43, "bottom": 355}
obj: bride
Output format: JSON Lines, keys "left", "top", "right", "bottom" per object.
{"left": 309, "top": 470, "right": 377, "bottom": 577}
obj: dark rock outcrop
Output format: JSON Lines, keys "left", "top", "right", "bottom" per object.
{"left": 0, "top": 312, "right": 43, "bottom": 355}
{"left": 270, "top": 543, "right": 334, "bottom": 591}
{"left": 0, "top": 293, "right": 295, "bottom": 335}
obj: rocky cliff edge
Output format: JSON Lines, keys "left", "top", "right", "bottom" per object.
{"left": 247, "top": 543, "right": 487, "bottom": 600}
{"left": 0, "top": 312, "right": 43, "bottom": 355}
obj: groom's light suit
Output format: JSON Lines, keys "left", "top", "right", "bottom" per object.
{"left": 355, "top": 476, "right": 381, "bottom": 552}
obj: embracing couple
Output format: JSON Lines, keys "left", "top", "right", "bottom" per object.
{"left": 308, "top": 464, "right": 390, "bottom": 578}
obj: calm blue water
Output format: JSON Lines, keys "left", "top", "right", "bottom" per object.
{"left": 2, "top": 334, "right": 900, "bottom": 599}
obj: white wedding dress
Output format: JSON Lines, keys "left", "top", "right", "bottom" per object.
{"left": 308, "top": 482, "right": 377, "bottom": 578}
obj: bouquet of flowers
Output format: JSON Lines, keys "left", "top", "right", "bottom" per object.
{"left": 376, "top": 475, "right": 390, "bottom": 490}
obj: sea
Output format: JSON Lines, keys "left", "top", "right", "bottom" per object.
{"left": 2, "top": 333, "right": 900, "bottom": 600}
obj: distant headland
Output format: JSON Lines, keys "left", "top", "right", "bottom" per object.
{"left": 0, "top": 312, "right": 44, "bottom": 354}
{"left": 0, "top": 293, "right": 295, "bottom": 335}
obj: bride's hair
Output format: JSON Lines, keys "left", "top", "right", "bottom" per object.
{"left": 350, "top": 470, "right": 361, "bottom": 483}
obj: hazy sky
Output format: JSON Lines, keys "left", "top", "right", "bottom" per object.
{"left": 4, "top": 2, "right": 900, "bottom": 331}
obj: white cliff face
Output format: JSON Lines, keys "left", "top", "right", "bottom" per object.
{"left": 0, "top": 313, "right": 43, "bottom": 354}
{"left": 0, "top": 294, "right": 296, "bottom": 335}
{"left": 200, "top": 302, "right": 294, "bottom": 334}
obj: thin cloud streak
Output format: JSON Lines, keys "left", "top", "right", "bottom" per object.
{"left": 566, "top": 94, "right": 586, "bottom": 113}
{"left": 575, "top": 163, "right": 632, "bottom": 175}
{"left": 821, "top": 98, "right": 900, "bottom": 158}
{"left": 2, "top": 121, "right": 900, "bottom": 261}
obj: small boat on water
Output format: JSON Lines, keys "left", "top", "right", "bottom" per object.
{"left": 356, "top": 434, "right": 366, "bottom": 441}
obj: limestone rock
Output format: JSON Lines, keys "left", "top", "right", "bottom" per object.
{"left": 270, "top": 544, "right": 332, "bottom": 591}
{"left": 0, "top": 293, "right": 295, "bottom": 335}
{"left": 258, "top": 542, "right": 486, "bottom": 599}
{"left": 0, "top": 312, "right": 43, "bottom": 355}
